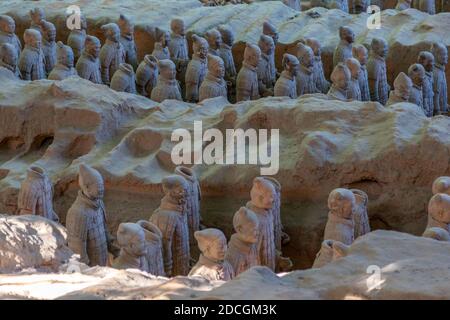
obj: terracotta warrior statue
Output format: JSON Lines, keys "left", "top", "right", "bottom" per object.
{"left": 168, "top": 18, "right": 189, "bottom": 96}
{"left": 149, "top": 175, "right": 190, "bottom": 276}
{"left": 327, "top": 63, "right": 351, "bottom": 101}
{"left": 274, "top": 53, "right": 298, "bottom": 98}
{"left": 110, "top": 63, "right": 136, "bottom": 93}
{"left": 66, "top": 164, "right": 115, "bottom": 267}
{"left": 416, "top": 0, "right": 435, "bottom": 14}
{"left": 41, "top": 20, "right": 56, "bottom": 76}
{"left": 152, "top": 27, "right": 171, "bottom": 60}
{"left": 236, "top": 43, "right": 261, "bottom": 102}
{"left": 99, "top": 23, "right": 125, "bottom": 85}
{"left": 351, "top": 189, "right": 370, "bottom": 238}
{"left": 17, "top": 165, "right": 59, "bottom": 222}
{"left": 352, "top": 44, "right": 370, "bottom": 101}
{"left": 136, "top": 54, "right": 158, "bottom": 97}
{"left": 424, "top": 193, "right": 450, "bottom": 234}
{"left": 136, "top": 220, "right": 165, "bottom": 276}
{"left": 76, "top": 35, "right": 102, "bottom": 84}
{"left": 48, "top": 41, "right": 77, "bottom": 80}
{"left": 217, "top": 24, "right": 236, "bottom": 84}
{"left": 262, "top": 21, "right": 279, "bottom": 74}
{"left": 19, "top": 29, "right": 46, "bottom": 80}
{"left": 395, "top": 0, "right": 412, "bottom": 9}
{"left": 333, "top": 26, "right": 354, "bottom": 68}
{"left": 306, "top": 37, "right": 330, "bottom": 94}
{"left": 296, "top": 42, "right": 319, "bottom": 96}
{"left": 0, "top": 15, "right": 21, "bottom": 60}
{"left": 112, "top": 223, "right": 148, "bottom": 271}
{"left": 189, "top": 228, "right": 235, "bottom": 281}
{"left": 246, "top": 177, "right": 277, "bottom": 271}
{"left": 422, "top": 227, "right": 450, "bottom": 241}
{"left": 205, "top": 28, "right": 222, "bottom": 57}
{"left": 417, "top": 51, "right": 435, "bottom": 117}
{"left": 225, "top": 207, "right": 260, "bottom": 276}
{"left": 367, "top": 37, "right": 390, "bottom": 105}
{"left": 151, "top": 59, "right": 182, "bottom": 102}
{"left": 67, "top": 14, "right": 87, "bottom": 62}
{"left": 0, "top": 43, "right": 20, "bottom": 77}
{"left": 408, "top": 63, "right": 425, "bottom": 110}
{"left": 29, "top": 8, "right": 45, "bottom": 33}
{"left": 432, "top": 176, "right": 450, "bottom": 196}
{"left": 118, "top": 14, "right": 137, "bottom": 70}
{"left": 431, "top": 43, "right": 448, "bottom": 115}
{"left": 386, "top": 72, "right": 413, "bottom": 107}
{"left": 185, "top": 34, "right": 208, "bottom": 103}
{"left": 345, "top": 57, "right": 362, "bottom": 101}
{"left": 199, "top": 54, "right": 228, "bottom": 101}
{"left": 257, "top": 34, "right": 276, "bottom": 95}
{"left": 312, "top": 239, "right": 349, "bottom": 268}
{"left": 323, "top": 188, "right": 355, "bottom": 246}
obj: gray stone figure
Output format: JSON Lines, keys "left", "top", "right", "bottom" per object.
{"left": 136, "top": 220, "right": 165, "bottom": 276}
{"left": 415, "top": 0, "right": 435, "bottom": 14}
{"left": 306, "top": 37, "right": 330, "bottom": 94}
{"left": 205, "top": 28, "right": 222, "bottom": 57}
{"left": 0, "top": 43, "right": 20, "bottom": 78}
{"left": 41, "top": 20, "right": 56, "bottom": 76}
{"left": 236, "top": 43, "right": 261, "bottom": 102}
{"left": 351, "top": 189, "right": 370, "bottom": 238}
{"left": 274, "top": 53, "right": 299, "bottom": 98}
{"left": 185, "top": 34, "right": 208, "bottom": 103}
{"left": 99, "top": 23, "right": 125, "bottom": 85}
{"left": 136, "top": 54, "right": 158, "bottom": 97}
{"left": 0, "top": 15, "right": 22, "bottom": 60}
{"left": 76, "top": 35, "right": 102, "bottom": 84}
{"left": 199, "top": 54, "right": 228, "bottom": 101}
{"left": 431, "top": 43, "right": 448, "bottom": 115}
{"left": 152, "top": 27, "right": 171, "bottom": 61}
{"left": 386, "top": 72, "right": 413, "bottom": 107}
{"left": 151, "top": 59, "right": 182, "bottom": 102}
{"left": 17, "top": 165, "right": 59, "bottom": 222}
{"left": 66, "top": 164, "right": 114, "bottom": 267}
{"left": 312, "top": 239, "right": 349, "bottom": 268}
{"left": 168, "top": 18, "right": 189, "bottom": 97}
{"left": 67, "top": 14, "right": 87, "bottom": 62}
{"left": 352, "top": 44, "right": 370, "bottom": 101}
{"left": 29, "top": 8, "right": 45, "bottom": 33}
{"left": 262, "top": 21, "right": 278, "bottom": 77}
{"left": 367, "top": 37, "right": 390, "bottom": 105}
{"left": 408, "top": 63, "right": 425, "bottom": 111}
{"left": 225, "top": 207, "right": 260, "bottom": 276}
{"left": 283, "top": 0, "right": 301, "bottom": 10}
{"left": 118, "top": 14, "right": 137, "bottom": 70}
{"left": 345, "top": 57, "right": 362, "bottom": 101}
{"left": 396, "top": 0, "right": 412, "bottom": 9}
{"left": 417, "top": 51, "right": 435, "bottom": 117}
{"left": 217, "top": 25, "right": 236, "bottom": 84}
{"left": 257, "top": 34, "right": 276, "bottom": 96}
{"left": 333, "top": 26, "right": 354, "bottom": 68}
{"left": 112, "top": 223, "right": 148, "bottom": 271}
{"left": 110, "top": 63, "right": 136, "bottom": 93}
{"left": 327, "top": 63, "right": 351, "bottom": 101}
{"left": 149, "top": 175, "right": 190, "bottom": 277}
{"left": 296, "top": 42, "right": 319, "bottom": 96}
{"left": 18, "top": 29, "right": 46, "bottom": 81}
{"left": 48, "top": 42, "right": 77, "bottom": 81}
{"left": 425, "top": 193, "right": 450, "bottom": 234}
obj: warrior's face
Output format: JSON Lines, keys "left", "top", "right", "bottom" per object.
{"left": 206, "top": 236, "right": 227, "bottom": 261}
{"left": 198, "top": 42, "right": 208, "bottom": 60}
{"left": 237, "top": 219, "right": 260, "bottom": 244}
{"left": 129, "top": 231, "right": 147, "bottom": 257}
{"left": 169, "top": 183, "right": 187, "bottom": 205}
{"left": 88, "top": 180, "right": 104, "bottom": 200}
{"left": 344, "top": 29, "right": 355, "bottom": 44}
{"left": 161, "top": 64, "right": 176, "bottom": 80}
{"left": 173, "top": 20, "right": 185, "bottom": 37}
{"left": 45, "top": 27, "right": 56, "bottom": 42}
{"left": 412, "top": 69, "right": 425, "bottom": 87}
{"left": 87, "top": 41, "right": 101, "bottom": 58}
{"left": 1, "top": 19, "right": 15, "bottom": 33}
{"left": 356, "top": 48, "right": 368, "bottom": 65}
{"left": 29, "top": 34, "right": 42, "bottom": 50}
{"left": 436, "top": 48, "right": 448, "bottom": 65}
{"left": 211, "top": 59, "right": 225, "bottom": 79}
{"left": 423, "top": 56, "right": 434, "bottom": 72}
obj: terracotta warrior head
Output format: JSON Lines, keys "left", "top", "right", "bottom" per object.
{"left": 407, "top": 63, "right": 425, "bottom": 87}
{"left": 262, "top": 21, "right": 278, "bottom": 44}
{"left": 195, "top": 228, "right": 227, "bottom": 262}
{"left": 0, "top": 43, "right": 18, "bottom": 71}
{"left": 101, "top": 23, "right": 121, "bottom": 42}
{"left": 431, "top": 43, "right": 448, "bottom": 66}
{"left": 244, "top": 43, "right": 261, "bottom": 68}
{"left": 352, "top": 44, "right": 368, "bottom": 66}
{"left": 41, "top": 20, "right": 56, "bottom": 43}
{"left": 328, "top": 188, "right": 356, "bottom": 219}
{"left": 250, "top": 177, "right": 275, "bottom": 210}
{"left": 417, "top": 51, "right": 435, "bottom": 72}
{"left": 345, "top": 57, "right": 361, "bottom": 80}
{"left": 79, "top": 164, "right": 104, "bottom": 200}
{"left": 428, "top": 193, "right": 450, "bottom": 224}
{"left": 258, "top": 34, "right": 275, "bottom": 56}
{"left": 296, "top": 42, "right": 314, "bottom": 68}
{"left": 29, "top": 8, "right": 45, "bottom": 26}
{"left": 217, "top": 24, "right": 234, "bottom": 47}
{"left": 118, "top": 14, "right": 134, "bottom": 37}
{"left": 339, "top": 26, "right": 355, "bottom": 44}
{"left": 330, "top": 63, "right": 351, "bottom": 91}
{"left": 192, "top": 34, "right": 208, "bottom": 60}
{"left": 162, "top": 175, "right": 188, "bottom": 205}
{"left": 85, "top": 35, "right": 101, "bottom": 58}
{"left": 432, "top": 177, "right": 450, "bottom": 195}
{"left": 117, "top": 223, "right": 147, "bottom": 257}
{"left": 0, "top": 15, "right": 15, "bottom": 34}
{"left": 56, "top": 41, "right": 74, "bottom": 68}
{"left": 24, "top": 29, "right": 42, "bottom": 49}
{"left": 305, "top": 37, "right": 321, "bottom": 57}
{"left": 158, "top": 59, "right": 176, "bottom": 80}
{"left": 155, "top": 27, "right": 170, "bottom": 48}
{"left": 170, "top": 18, "right": 186, "bottom": 37}
{"left": 205, "top": 28, "right": 222, "bottom": 51}
{"left": 282, "top": 53, "right": 299, "bottom": 77}
{"left": 393, "top": 72, "right": 413, "bottom": 100}
{"left": 207, "top": 54, "right": 225, "bottom": 78}
{"left": 371, "top": 38, "right": 388, "bottom": 58}
{"left": 233, "top": 206, "right": 260, "bottom": 244}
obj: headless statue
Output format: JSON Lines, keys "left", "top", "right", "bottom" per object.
{"left": 136, "top": 220, "right": 165, "bottom": 276}
{"left": 110, "top": 63, "right": 136, "bottom": 93}
{"left": 386, "top": 72, "right": 413, "bottom": 107}
{"left": 76, "top": 35, "right": 102, "bottom": 84}
{"left": 313, "top": 239, "right": 349, "bottom": 268}
{"left": 136, "top": 54, "right": 158, "bottom": 97}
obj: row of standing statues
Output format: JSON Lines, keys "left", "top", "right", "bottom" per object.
{"left": 16, "top": 162, "right": 450, "bottom": 280}
{"left": 0, "top": 9, "right": 447, "bottom": 116}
